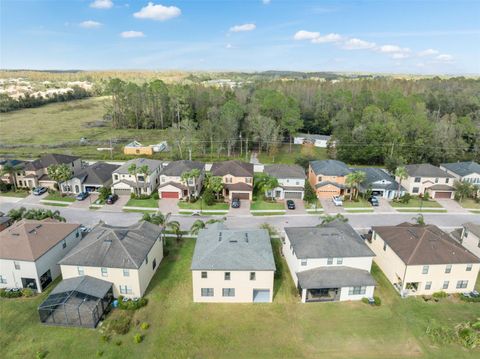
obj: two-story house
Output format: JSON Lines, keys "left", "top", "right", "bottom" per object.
{"left": 60, "top": 162, "right": 119, "bottom": 194}
{"left": 399, "top": 164, "right": 456, "bottom": 199}
{"left": 354, "top": 167, "right": 405, "bottom": 200}
{"left": 264, "top": 164, "right": 306, "bottom": 200}
{"left": 210, "top": 160, "right": 254, "bottom": 200}
{"left": 308, "top": 160, "right": 351, "bottom": 199}
{"left": 158, "top": 160, "right": 205, "bottom": 199}
{"left": 0, "top": 159, "right": 25, "bottom": 186}
{"left": 111, "top": 158, "right": 162, "bottom": 196}
{"left": 283, "top": 220, "right": 376, "bottom": 303}
{"left": 191, "top": 223, "right": 276, "bottom": 303}
{"left": 440, "top": 161, "right": 480, "bottom": 195}
{"left": 458, "top": 222, "right": 480, "bottom": 259}
{"left": 59, "top": 221, "right": 163, "bottom": 298}
{"left": 15, "top": 154, "right": 82, "bottom": 189}
{"left": 0, "top": 219, "right": 81, "bottom": 292}
{"left": 369, "top": 223, "right": 479, "bottom": 296}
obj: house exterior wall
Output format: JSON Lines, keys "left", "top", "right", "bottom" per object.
{"left": 192, "top": 269, "right": 274, "bottom": 303}
{"left": 159, "top": 172, "right": 204, "bottom": 197}
{"left": 15, "top": 158, "right": 82, "bottom": 189}
{"left": 308, "top": 165, "right": 347, "bottom": 199}
{"left": 124, "top": 146, "right": 154, "bottom": 156}
{"left": 221, "top": 174, "right": 253, "bottom": 186}
{"left": 399, "top": 175, "right": 453, "bottom": 196}
{"left": 137, "top": 238, "right": 164, "bottom": 296}
{"left": 112, "top": 167, "right": 161, "bottom": 195}
{"left": 338, "top": 285, "right": 375, "bottom": 301}
{"left": 0, "top": 259, "right": 38, "bottom": 290}
{"left": 440, "top": 167, "right": 480, "bottom": 185}
{"left": 460, "top": 228, "right": 480, "bottom": 259}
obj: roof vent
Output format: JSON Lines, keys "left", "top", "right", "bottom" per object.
{"left": 218, "top": 232, "right": 222, "bottom": 241}
{"left": 229, "top": 239, "right": 238, "bottom": 243}
{"left": 245, "top": 233, "right": 249, "bottom": 243}
{"left": 104, "top": 239, "right": 112, "bottom": 243}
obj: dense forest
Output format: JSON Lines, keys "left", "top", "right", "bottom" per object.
{"left": 105, "top": 77, "right": 480, "bottom": 166}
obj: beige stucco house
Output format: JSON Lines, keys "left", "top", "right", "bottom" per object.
{"left": 158, "top": 160, "right": 205, "bottom": 199}
{"left": 399, "top": 164, "right": 456, "bottom": 199}
{"left": 59, "top": 221, "right": 163, "bottom": 298}
{"left": 191, "top": 223, "right": 275, "bottom": 303}
{"left": 210, "top": 160, "right": 254, "bottom": 200}
{"left": 458, "top": 222, "right": 480, "bottom": 259}
{"left": 264, "top": 164, "right": 306, "bottom": 200}
{"left": 369, "top": 223, "right": 479, "bottom": 296}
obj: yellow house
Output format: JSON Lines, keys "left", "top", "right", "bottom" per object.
{"left": 123, "top": 141, "right": 154, "bottom": 156}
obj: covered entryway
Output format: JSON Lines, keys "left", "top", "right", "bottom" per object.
{"left": 232, "top": 192, "right": 250, "bottom": 200}
{"left": 284, "top": 191, "right": 303, "bottom": 199}
{"left": 434, "top": 191, "right": 453, "bottom": 199}
{"left": 253, "top": 289, "right": 271, "bottom": 303}
{"left": 113, "top": 188, "right": 131, "bottom": 196}
{"left": 161, "top": 191, "right": 179, "bottom": 199}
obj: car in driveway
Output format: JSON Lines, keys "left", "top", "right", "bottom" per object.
{"left": 286, "top": 199, "right": 296, "bottom": 210}
{"left": 332, "top": 196, "right": 343, "bottom": 206}
{"left": 368, "top": 196, "right": 379, "bottom": 206}
{"left": 106, "top": 194, "right": 118, "bottom": 205}
{"left": 76, "top": 192, "right": 89, "bottom": 201}
{"left": 231, "top": 197, "right": 240, "bottom": 208}
{"left": 32, "top": 187, "right": 47, "bottom": 196}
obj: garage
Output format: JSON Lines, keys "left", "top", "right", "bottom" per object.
{"left": 113, "top": 188, "right": 131, "bottom": 196}
{"left": 434, "top": 191, "right": 453, "bottom": 199}
{"left": 232, "top": 192, "right": 250, "bottom": 200}
{"left": 284, "top": 191, "right": 303, "bottom": 199}
{"left": 161, "top": 191, "right": 180, "bottom": 199}
{"left": 253, "top": 289, "right": 271, "bottom": 303}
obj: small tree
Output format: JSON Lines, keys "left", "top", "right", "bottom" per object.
{"left": 137, "top": 164, "right": 150, "bottom": 196}
{"left": 181, "top": 168, "right": 201, "bottom": 201}
{"left": 202, "top": 188, "right": 215, "bottom": 206}
{"left": 1, "top": 163, "right": 17, "bottom": 192}
{"left": 47, "top": 164, "right": 72, "bottom": 192}
{"left": 304, "top": 181, "right": 317, "bottom": 204}
{"left": 128, "top": 164, "right": 139, "bottom": 196}
{"left": 205, "top": 174, "right": 223, "bottom": 201}
{"left": 454, "top": 181, "right": 473, "bottom": 203}
{"left": 345, "top": 171, "right": 366, "bottom": 201}
{"left": 394, "top": 166, "right": 408, "bottom": 200}
{"left": 255, "top": 173, "right": 279, "bottom": 201}
{"left": 412, "top": 214, "right": 425, "bottom": 226}
{"left": 98, "top": 187, "right": 111, "bottom": 202}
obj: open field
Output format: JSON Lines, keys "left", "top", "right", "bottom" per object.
{"left": 1, "top": 237, "right": 479, "bottom": 359}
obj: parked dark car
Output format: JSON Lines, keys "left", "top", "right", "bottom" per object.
{"left": 368, "top": 196, "right": 379, "bottom": 206}
{"left": 286, "top": 199, "right": 296, "bottom": 210}
{"left": 32, "top": 187, "right": 47, "bottom": 196}
{"left": 231, "top": 197, "right": 240, "bottom": 208}
{"left": 106, "top": 194, "right": 118, "bottom": 205}
{"left": 76, "top": 192, "right": 89, "bottom": 201}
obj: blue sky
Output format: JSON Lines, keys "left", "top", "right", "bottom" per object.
{"left": 1, "top": 0, "right": 479, "bottom": 74}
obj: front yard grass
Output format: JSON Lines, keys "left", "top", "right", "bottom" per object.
{"left": 457, "top": 198, "right": 480, "bottom": 209}
{"left": 390, "top": 197, "right": 442, "bottom": 208}
{"left": 1, "top": 238, "right": 480, "bottom": 359}
{"left": 0, "top": 190, "right": 29, "bottom": 198}
{"left": 177, "top": 199, "right": 229, "bottom": 211}
{"left": 44, "top": 193, "right": 75, "bottom": 202}
{"left": 252, "top": 211, "right": 286, "bottom": 216}
{"left": 125, "top": 197, "right": 159, "bottom": 208}
{"left": 250, "top": 200, "right": 285, "bottom": 211}
{"left": 343, "top": 198, "right": 371, "bottom": 208}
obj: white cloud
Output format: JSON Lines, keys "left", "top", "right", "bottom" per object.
{"left": 120, "top": 30, "right": 145, "bottom": 38}
{"left": 311, "top": 33, "right": 343, "bottom": 44}
{"left": 392, "top": 53, "right": 410, "bottom": 59}
{"left": 229, "top": 23, "right": 256, "bottom": 32}
{"left": 79, "top": 20, "right": 102, "bottom": 29}
{"left": 418, "top": 48, "right": 439, "bottom": 57}
{"left": 342, "top": 38, "right": 376, "bottom": 50}
{"left": 378, "top": 45, "right": 406, "bottom": 53}
{"left": 226, "top": 43, "right": 233, "bottom": 49}
{"left": 293, "top": 30, "right": 320, "bottom": 41}
{"left": 90, "top": 0, "right": 113, "bottom": 9}
{"left": 436, "top": 54, "right": 454, "bottom": 62}
{"left": 262, "top": 0, "right": 271, "bottom": 4}
{"left": 133, "top": 2, "right": 181, "bottom": 21}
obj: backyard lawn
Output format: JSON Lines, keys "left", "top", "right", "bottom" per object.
{"left": 390, "top": 198, "right": 443, "bottom": 208}
{"left": 177, "top": 199, "right": 229, "bottom": 211}
{"left": 250, "top": 200, "right": 285, "bottom": 211}
{"left": 257, "top": 144, "right": 328, "bottom": 164}
{"left": 125, "top": 197, "right": 159, "bottom": 208}
{"left": 1, "top": 238, "right": 479, "bottom": 359}
{"left": 44, "top": 193, "right": 76, "bottom": 202}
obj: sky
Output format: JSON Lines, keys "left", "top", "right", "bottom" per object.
{"left": 1, "top": 0, "right": 479, "bottom": 74}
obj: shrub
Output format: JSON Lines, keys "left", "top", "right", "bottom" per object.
{"left": 460, "top": 294, "right": 480, "bottom": 302}
{"left": 133, "top": 334, "right": 144, "bottom": 344}
{"left": 422, "top": 192, "right": 430, "bottom": 201}
{"left": 373, "top": 296, "right": 382, "bottom": 306}
{"left": 107, "top": 313, "right": 131, "bottom": 335}
{"left": 100, "top": 334, "right": 110, "bottom": 343}
{"left": 36, "top": 350, "right": 48, "bottom": 359}
{"left": 140, "top": 322, "right": 150, "bottom": 330}
{"left": 21, "top": 288, "right": 35, "bottom": 297}
{"left": 0, "top": 180, "right": 11, "bottom": 192}
{"left": 96, "top": 350, "right": 104, "bottom": 357}
{"left": 0, "top": 288, "right": 23, "bottom": 298}
{"left": 118, "top": 296, "right": 148, "bottom": 310}
{"left": 399, "top": 193, "right": 411, "bottom": 204}
{"left": 432, "top": 291, "right": 448, "bottom": 299}
{"left": 98, "top": 187, "right": 111, "bottom": 201}
{"left": 115, "top": 340, "right": 122, "bottom": 346}
{"left": 152, "top": 191, "right": 159, "bottom": 200}
{"left": 202, "top": 188, "right": 215, "bottom": 206}
{"left": 361, "top": 297, "right": 369, "bottom": 305}
{"left": 303, "top": 181, "right": 317, "bottom": 204}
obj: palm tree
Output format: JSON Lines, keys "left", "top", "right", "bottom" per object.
{"left": 9, "top": 207, "right": 66, "bottom": 222}
{"left": 1, "top": 163, "right": 17, "bottom": 192}
{"left": 181, "top": 168, "right": 201, "bottom": 201}
{"left": 257, "top": 174, "right": 279, "bottom": 201}
{"left": 47, "top": 164, "right": 72, "bottom": 192}
{"left": 318, "top": 213, "right": 348, "bottom": 226}
{"left": 142, "top": 211, "right": 178, "bottom": 242}
{"left": 128, "top": 163, "right": 139, "bottom": 196}
{"left": 412, "top": 214, "right": 425, "bottom": 226}
{"left": 454, "top": 180, "right": 473, "bottom": 203}
{"left": 189, "top": 218, "right": 225, "bottom": 236}
{"left": 137, "top": 164, "right": 150, "bottom": 196}
{"left": 205, "top": 174, "right": 224, "bottom": 201}
{"left": 345, "top": 171, "right": 366, "bottom": 201}
{"left": 394, "top": 166, "right": 408, "bottom": 200}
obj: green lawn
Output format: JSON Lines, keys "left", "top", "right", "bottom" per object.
{"left": 345, "top": 209, "right": 375, "bottom": 213}
{"left": 125, "top": 197, "right": 159, "bottom": 208}
{"left": 1, "top": 238, "right": 479, "bottom": 358}
{"left": 396, "top": 209, "right": 448, "bottom": 213}
{"left": 177, "top": 199, "right": 229, "bottom": 211}
{"left": 0, "top": 190, "right": 29, "bottom": 198}
{"left": 343, "top": 198, "right": 371, "bottom": 208}
{"left": 44, "top": 193, "right": 76, "bottom": 202}
{"left": 250, "top": 200, "right": 285, "bottom": 211}
{"left": 252, "top": 211, "right": 286, "bottom": 216}
{"left": 457, "top": 198, "right": 480, "bottom": 209}
{"left": 258, "top": 144, "right": 328, "bottom": 164}
{"left": 42, "top": 203, "right": 70, "bottom": 207}
{"left": 390, "top": 198, "right": 443, "bottom": 208}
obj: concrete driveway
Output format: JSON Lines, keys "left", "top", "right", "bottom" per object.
{"left": 435, "top": 199, "right": 468, "bottom": 213}
{"left": 285, "top": 199, "right": 306, "bottom": 214}
{"left": 158, "top": 199, "right": 179, "bottom": 214}
{"left": 320, "top": 198, "right": 344, "bottom": 214}
{"left": 374, "top": 198, "right": 394, "bottom": 213}
{"left": 101, "top": 195, "right": 130, "bottom": 212}
{"left": 228, "top": 200, "right": 251, "bottom": 216}
{"left": 70, "top": 194, "right": 99, "bottom": 209}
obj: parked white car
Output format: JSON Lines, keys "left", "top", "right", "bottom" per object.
{"left": 332, "top": 196, "right": 343, "bottom": 206}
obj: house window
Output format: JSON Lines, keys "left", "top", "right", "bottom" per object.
{"left": 435, "top": 178, "right": 439, "bottom": 183}
{"left": 123, "top": 269, "right": 130, "bottom": 277}
{"left": 414, "top": 177, "right": 421, "bottom": 183}
{"left": 446, "top": 178, "right": 449, "bottom": 184}
{"left": 301, "top": 259, "right": 307, "bottom": 266}
{"left": 466, "top": 264, "right": 472, "bottom": 271}
{"left": 443, "top": 281, "right": 449, "bottom": 289}
{"left": 145, "top": 256, "right": 148, "bottom": 265}
{"left": 0, "top": 275, "right": 7, "bottom": 284}
{"left": 348, "top": 286, "right": 366, "bottom": 295}
{"left": 456, "top": 280, "right": 468, "bottom": 289}
{"left": 445, "top": 264, "right": 452, "bottom": 273}
{"left": 201, "top": 288, "right": 214, "bottom": 297}
{"left": 119, "top": 285, "right": 133, "bottom": 295}
{"left": 201, "top": 271, "right": 208, "bottom": 279}
{"left": 14, "top": 261, "right": 20, "bottom": 270}
{"left": 152, "top": 258, "right": 157, "bottom": 270}
{"left": 114, "top": 174, "right": 118, "bottom": 181}
{"left": 337, "top": 258, "right": 343, "bottom": 265}
{"left": 317, "top": 176, "right": 322, "bottom": 182}
{"left": 62, "top": 240, "right": 67, "bottom": 249}
{"left": 224, "top": 272, "right": 231, "bottom": 280}
{"left": 101, "top": 267, "right": 108, "bottom": 277}
{"left": 425, "top": 282, "right": 432, "bottom": 290}
{"left": 222, "top": 288, "right": 235, "bottom": 297}
{"left": 327, "top": 258, "right": 333, "bottom": 265}
{"left": 246, "top": 177, "right": 252, "bottom": 184}
{"left": 422, "top": 265, "right": 429, "bottom": 274}
{"left": 383, "top": 243, "right": 387, "bottom": 251}
{"left": 412, "top": 187, "right": 419, "bottom": 194}
{"left": 250, "top": 272, "right": 256, "bottom": 281}
{"left": 77, "top": 266, "right": 84, "bottom": 275}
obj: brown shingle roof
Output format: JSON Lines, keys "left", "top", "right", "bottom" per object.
{"left": 0, "top": 219, "right": 80, "bottom": 261}
{"left": 211, "top": 160, "right": 253, "bottom": 177}
{"left": 372, "top": 223, "right": 479, "bottom": 265}
{"left": 24, "top": 153, "right": 79, "bottom": 171}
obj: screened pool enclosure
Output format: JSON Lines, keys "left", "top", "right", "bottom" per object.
{"left": 38, "top": 276, "right": 113, "bottom": 328}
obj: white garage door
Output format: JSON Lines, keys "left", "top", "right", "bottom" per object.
{"left": 284, "top": 191, "right": 302, "bottom": 199}
{"left": 253, "top": 289, "right": 270, "bottom": 303}
{"left": 114, "top": 188, "right": 131, "bottom": 196}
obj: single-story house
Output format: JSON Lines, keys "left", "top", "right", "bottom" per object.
{"left": 123, "top": 141, "right": 168, "bottom": 156}
{"left": 191, "top": 223, "right": 276, "bottom": 303}
{"left": 353, "top": 167, "right": 406, "bottom": 200}
{"left": 294, "top": 134, "right": 333, "bottom": 148}
{"left": 158, "top": 160, "right": 205, "bottom": 199}
{"left": 264, "top": 164, "right": 306, "bottom": 200}
{"left": 60, "top": 162, "right": 120, "bottom": 194}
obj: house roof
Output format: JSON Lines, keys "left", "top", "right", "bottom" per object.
{"left": 295, "top": 133, "right": 331, "bottom": 141}
{"left": 70, "top": 162, "right": 119, "bottom": 185}
{"left": 24, "top": 154, "right": 79, "bottom": 171}
{"left": 427, "top": 184, "right": 455, "bottom": 191}
{"left": 0, "top": 159, "right": 24, "bottom": 169}
{"left": 441, "top": 161, "right": 480, "bottom": 177}
{"left": 59, "top": 221, "right": 162, "bottom": 269}
{"left": 158, "top": 181, "right": 187, "bottom": 190}
{"left": 372, "top": 223, "right": 480, "bottom": 265}
{"left": 404, "top": 164, "right": 454, "bottom": 178}
{"left": 114, "top": 158, "right": 163, "bottom": 175}
{"left": 463, "top": 222, "right": 480, "bottom": 238}
{"left": 264, "top": 164, "right": 305, "bottom": 179}
{"left": 191, "top": 223, "right": 276, "bottom": 271}
{"left": 297, "top": 266, "right": 376, "bottom": 289}
{"left": 352, "top": 167, "right": 404, "bottom": 192}
{"left": 284, "top": 221, "right": 374, "bottom": 259}
{"left": 160, "top": 160, "right": 204, "bottom": 177}
{"left": 310, "top": 160, "right": 351, "bottom": 176}
{"left": 211, "top": 160, "right": 254, "bottom": 177}
{"left": 0, "top": 219, "right": 80, "bottom": 261}
{"left": 49, "top": 275, "right": 112, "bottom": 299}
{"left": 124, "top": 140, "right": 144, "bottom": 148}
{"left": 224, "top": 182, "right": 253, "bottom": 191}
{"left": 315, "top": 181, "right": 345, "bottom": 189}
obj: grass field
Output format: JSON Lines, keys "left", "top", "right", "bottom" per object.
{"left": 343, "top": 198, "right": 371, "bottom": 208}
{"left": 44, "top": 193, "right": 76, "bottom": 202}
{"left": 177, "top": 199, "right": 229, "bottom": 211}
{"left": 125, "top": 198, "right": 159, "bottom": 208}
{"left": 390, "top": 198, "right": 443, "bottom": 208}
{"left": 250, "top": 200, "right": 285, "bottom": 210}
{"left": 1, "top": 238, "right": 479, "bottom": 359}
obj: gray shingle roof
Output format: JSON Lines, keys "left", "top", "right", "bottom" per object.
{"left": 160, "top": 160, "right": 204, "bottom": 176}
{"left": 24, "top": 154, "right": 79, "bottom": 171}
{"left": 297, "top": 266, "right": 376, "bottom": 289}
{"left": 114, "top": 158, "right": 163, "bottom": 174}
{"left": 264, "top": 164, "right": 305, "bottom": 179}
{"left": 50, "top": 276, "right": 112, "bottom": 298}
{"left": 310, "top": 160, "right": 351, "bottom": 176}
{"left": 191, "top": 223, "right": 276, "bottom": 271}
{"left": 296, "top": 133, "right": 331, "bottom": 141}
{"left": 441, "top": 161, "right": 480, "bottom": 177}
{"left": 72, "top": 162, "right": 119, "bottom": 185}
{"left": 315, "top": 181, "right": 346, "bottom": 189}
{"left": 59, "top": 221, "right": 162, "bottom": 269}
{"left": 352, "top": 167, "right": 404, "bottom": 192}
{"left": 284, "top": 221, "right": 374, "bottom": 259}
{"left": 404, "top": 164, "right": 454, "bottom": 178}
{"left": 211, "top": 160, "right": 253, "bottom": 177}
{"left": 463, "top": 222, "right": 480, "bottom": 238}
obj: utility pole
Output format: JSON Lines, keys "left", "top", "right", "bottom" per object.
{"left": 245, "top": 137, "right": 249, "bottom": 162}
{"left": 110, "top": 138, "right": 113, "bottom": 160}
{"left": 188, "top": 148, "right": 192, "bottom": 161}
{"left": 390, "top": 143, "right": 395, "bottom": 157}
{"left": 239, "top": 133, "right": 243, "bottom": 157}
